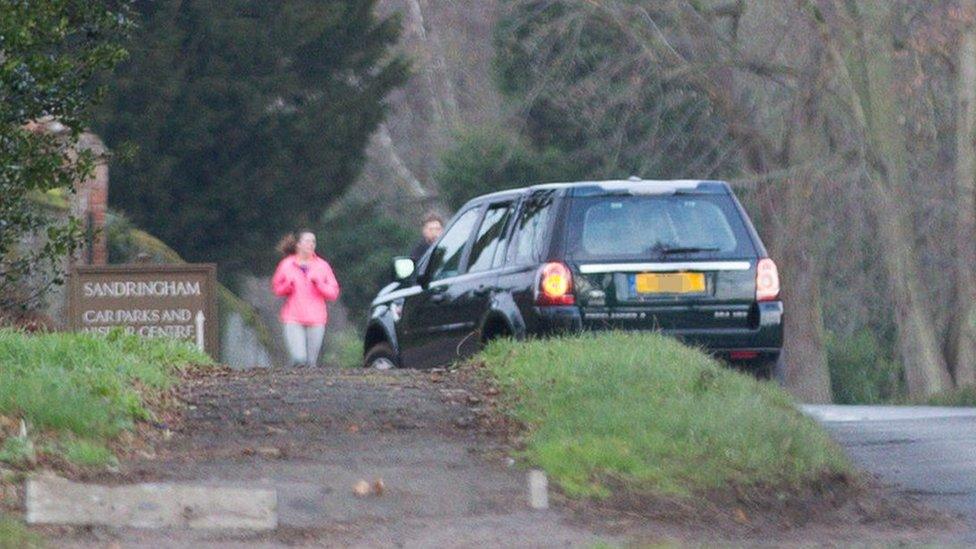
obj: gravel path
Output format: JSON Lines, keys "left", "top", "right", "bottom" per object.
{"left": 58, "top": 367, "right": 606, "bottom": 548}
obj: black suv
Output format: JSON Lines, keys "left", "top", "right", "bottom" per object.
{"left": 362, "top": 179, "right": 784, "bottom": 376}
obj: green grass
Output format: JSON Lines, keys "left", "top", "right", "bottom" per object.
{"left": 477, "top": 332, "right": 851, "bottom": 499}
{"left": 0, "top": 329, "right": 212, "bottom": 468}
{"left": 923, "top": 384, "right": 976, "bottom": 407}
{"left": 0, "top": 437, "right": 34, "bottom": 468}
{"left": 59, "top": 438, "right": 117, "bottom": 468}
{"left": 0, "top": 515, "right": 41, "bottom": 549}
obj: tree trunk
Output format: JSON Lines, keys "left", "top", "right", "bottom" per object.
{"left": 866, "top": 180, "right": 951, "bottom": 395}
{"left": 948, "top": 11, "right": 976, "bottom": 387}
{"left": 836, "top": 1, "right": 952, "bottom": 396}
{"left": 777, "top": 52, "right": 833, "bottom": 403}
{"left": 780, "top": 254, "right": 831, "bottom": 402}
{"left": 776, "top": 174, "right": 831, "bottom": 403}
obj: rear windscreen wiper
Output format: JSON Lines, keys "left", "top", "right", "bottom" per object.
{"left": 655, "top": 246, "right": 720, "bottom": 254}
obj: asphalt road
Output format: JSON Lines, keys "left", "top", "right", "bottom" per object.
{"left": 803, "top": 404, "right": 976, "bottom": 540}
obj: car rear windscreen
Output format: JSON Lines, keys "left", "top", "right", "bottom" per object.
{"left": 564, "top": 193, "right": 757, "bottom": 261}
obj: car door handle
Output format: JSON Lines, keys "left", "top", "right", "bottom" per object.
{"left": 430, "top": 293, "right": 447, "bottom": 304}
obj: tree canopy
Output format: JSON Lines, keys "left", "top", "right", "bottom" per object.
{"left": 494, "top": 0, "right": 739, "bottom": 181}
{"left": 0, "top": 0, "right": 132, "bottom": 312}
{"left": 95, "top": 0, "right": 409, "bottom": 278}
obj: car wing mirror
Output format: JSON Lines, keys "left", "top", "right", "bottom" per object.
{"left": 392, "top": 256, "right": 416, "bottom": 283}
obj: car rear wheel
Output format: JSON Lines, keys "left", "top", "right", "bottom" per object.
{"left": 364, "top": 342, "right": 398, "bottom": 370}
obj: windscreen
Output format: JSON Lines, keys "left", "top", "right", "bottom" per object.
{"left": 564, "top": 194, "right": 756, "bottom": 260}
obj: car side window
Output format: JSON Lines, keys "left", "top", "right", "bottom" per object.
{"left": 510, "top": 192, "right": 555, "bottom": 265}
{"left": 427, "top": 208, "right": 481, "bottom": 282}
{"left": 467, "top": 202, "right": 513, "bottom": 273}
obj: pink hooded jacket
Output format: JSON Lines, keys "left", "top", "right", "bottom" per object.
{"left": 271, "top": 254, "right": 340, "bottom": 325}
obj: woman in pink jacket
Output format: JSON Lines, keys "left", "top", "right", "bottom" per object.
{"left": 271, "top": 230, "right": 340, "bottom": 368}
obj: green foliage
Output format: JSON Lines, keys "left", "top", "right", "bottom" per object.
{"left": 96, "top": 0, "right": 410, "bottom": 277}
{"left": 0, "top": 329, "right": 212, "bottom": 467}
{"left": 104, "top": 211, "right": 137, "bottom": 263}
{"left": 0, "top": 514, "right": 42, "bottom": 549}
{"left": 436, "top": 127, "right": 573, "bottom": 209}
{"left": 0, "top": 0, "right": 132, "bottom": 312}
{"left": 826, "top": 330, "right": 904, "bottom": 404}
{"left": 316, "top": 200, "right": 414, "bottom": 324}
{"left": 494, "top": 1, "right": 738, "bottom": 181}
{"left": 923, "top": 385, "right": 976, "bottom": 407}
{"left": 477, "top": 332, "right": 850, "bottom": 499}
{"left": 322, "top": 328, "right": 364, "bottom": 369}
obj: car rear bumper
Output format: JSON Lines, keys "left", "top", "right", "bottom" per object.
{"left": 532, "top": 300, "right": 784, "bottom": 352}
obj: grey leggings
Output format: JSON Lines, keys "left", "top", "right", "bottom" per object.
{"left": 282, "top": 322, "right": 325, "bottom": 367}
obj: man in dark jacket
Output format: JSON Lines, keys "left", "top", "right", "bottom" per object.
{"left": 410, "top": 212, "right": 444, "bottom": 264}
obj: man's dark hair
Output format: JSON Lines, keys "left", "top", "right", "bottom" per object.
{"left": 422, "top": 212, "right": 444, "bottom": 226}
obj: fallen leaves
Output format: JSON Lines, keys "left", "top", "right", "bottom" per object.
{"left": 352, "top": 477, "right": 385, "bottom": 497}
{"left": 352, "top": 479, "right": 370, "bottom": 496}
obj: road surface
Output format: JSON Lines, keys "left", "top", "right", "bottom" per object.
{"left": 803, "top": 404, "right": 976, "bottom": 541}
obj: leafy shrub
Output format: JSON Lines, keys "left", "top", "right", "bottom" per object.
{"left": 924, "top": 385, "right": 976, "bottom": 407}
{"left": 322, "top": 328, "right": 364, "bottom": 368}
{"left": 317, "top": 200, "right": 414, "bottom": 324}
{"left": 826, "top": 330, "right": 904, "bottom": 404}
{"left": 436, "top": 126, "right": 573, "bottom": 210}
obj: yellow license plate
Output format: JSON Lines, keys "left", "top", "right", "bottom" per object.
{"left": 635, "top": 272, "right": 705, "bottom": 294}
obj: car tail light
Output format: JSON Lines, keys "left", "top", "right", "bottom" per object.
{"left": 729, "top": 350, "right": 759, "bottom": 360}
{"left": 756, "top": 258, "right": 780, "bottom": 302}
{"left": 536, "top": 262, "right": 575, "bottom": 306}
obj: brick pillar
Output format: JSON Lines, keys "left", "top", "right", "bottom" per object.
{"left": 74, "top": 133, "right": 109, "bottom": 265}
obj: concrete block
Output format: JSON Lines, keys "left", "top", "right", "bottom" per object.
{"left": 528, "top": 469, "right": 548, "bottom": 510}
{"left": 26, "top": 475, "right": 277, "bottom": 530}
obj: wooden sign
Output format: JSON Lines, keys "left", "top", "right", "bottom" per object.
{"left": 68, "top": 264, "right": 219, "bottom": 359}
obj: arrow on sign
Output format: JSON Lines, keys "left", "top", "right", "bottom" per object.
{"left": 195, "top": 310, "right": 205, "bottom": 352}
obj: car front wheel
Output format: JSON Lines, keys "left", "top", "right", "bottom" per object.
{"left": 364, "top": 342, "right": 398, "bottom": 370}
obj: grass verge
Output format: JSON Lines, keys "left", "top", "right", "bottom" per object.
{"left": 0, "top": 514, "right": 41, "bottom": 549}
{"left": 0, "top": 328, "right": 212, "bottom": 469}
{"left": 476, "top": 332, "right": 851, "bottom": 500}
